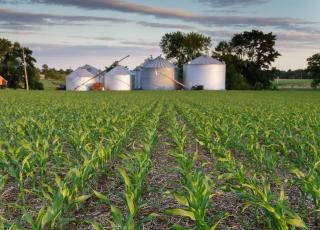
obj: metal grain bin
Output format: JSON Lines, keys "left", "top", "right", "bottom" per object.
{"left": 183, "top": 55, "right": 226, "bottom": 90}
{"left": 141, "top": 56, "right": 177, "bottom": 90}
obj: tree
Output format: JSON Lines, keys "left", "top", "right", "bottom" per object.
{"left": 213, "top": 51, "right": 250, "bottom": 90}
{"left": 214, "top": 30, "right": 281, "bottom": 89}
{"left": 307, "top": 53, "right": 320, "bottom": 88}
{"left": 231, "top": 30, "right": 280, "bottom": 69}
{"left": 41, "top": 64, "right": 72, "bottom": 81}
{"left": 42, "top": 64, "right": 49, "bottom": 72}
{"left": 160, "top": 31, "right": 211, "bottom": 68}
{"left": 0, "top": 38, "right": 43, "bottom": 89}
{"left": 0, "top": 38, "right": 11, "bottom": 61}
{"left": 160, "top": 32, "right": 211, "bottom": 84}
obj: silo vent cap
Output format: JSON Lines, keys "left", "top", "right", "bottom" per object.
{"left": 143, "top": 56, "right": 175, "bottom": 68}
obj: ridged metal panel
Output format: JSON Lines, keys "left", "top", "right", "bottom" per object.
{"left": 83, "top": 65, "right": 100, "bottom": 75}
{"left": 106, "top": 66, "right": 131, "bottom": 76}
{"left": 132, "top": 68, "right": 142, "bottom": 89}
{"left": 183, "top": 63, "right": 226, "bottom": 90}
{"left": 66, "top": 67, "right": 96, "bottom": 91}
{"left": 104, "top": 66, "right": 131, "bottom": 91}
{"left": 143, "top": 56, "right": 175, "bottom": 68}
{"left": 141, "top": 67, "right": 177, "bottom": 90}
{"left": 189, "top": 55, "right": 223, "bottom": 65}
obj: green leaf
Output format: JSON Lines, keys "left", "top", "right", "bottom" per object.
{"left": 165, "top": 209, "right": 195, "bottom": 221}
{"left": 93, "top": 190, "right": 108, "bottom": 203}
{"left": 242, "top": 202, "right": 252, "bottom": 212}
{"left": 290, "top": 168, "right": 305, "bottom": 178}
{"left": 118, "top": 168, "right": 131, "bottom": 188}
{"left": 74, "top": 194, "right": 91, "bottom": 203}
{"left": 8, "top": 223, "right": 23, "bottom": 230}
{"left": 125, "top": 193, "right": 135, "bottom": 215}
{"left": 110, "top": 205, "right": 123, "bottom": 226}
{"left": 87, "top": 220, "right": 104, "bottom": 230}
{"left": 136, "top": 213, "right": 159, "bottom": 229}
{"left": 168, "top": 224, "right": 189, "bottom": 230}
{"left": 22, "top": 213, "right": 34, "bottom": 226}
{"left": 286, "top": 214, "right": 306, "bottom": 228}
{"left": 174, "top": 194, "right": 189, "bottom": 207}
{"left": 210, "top": 212, "right": 230, "bottom": 230}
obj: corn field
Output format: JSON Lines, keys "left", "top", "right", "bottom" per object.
{"left": 0, "top": 90, "right": 319, "bottom": 230}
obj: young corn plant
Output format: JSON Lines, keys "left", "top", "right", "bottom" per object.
{"left": 290, "top": 161, "right": 320, "bottom": 219}
{"left": 106, "top": 105, "right": 161, "bottom": 230}
{"left": 165, "top": 108, "right": 229, "bottom": 230}
{"left": 109, "top": 156, "right": 150, "bottom": 229}
{"left": 175, "top": 102, "right": 307, "bottom": 229}
{"left": 24, "top": 175, "right": 91, "bottom": 229}
{"left": 233, "top": 178, "right": 306, "bottom": 230}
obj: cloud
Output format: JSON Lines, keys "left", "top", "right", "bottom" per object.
{"left": 0, "top": 7, "right": 129, "bottom": 27}
{"left": 25, "top": 43, "right": 161, "bottom": 69}
{"left": 0, "top": 22, "right": 41, "bottom": 31}
{"left": 68, "top": 35, "right": 118, "bottom": 41}
{"left": 121, "top": 40, "right": 159, "bottom": 47}
{"left": 198, "top": 0, "right": 270, "bottom": 7}
{"left": 2, "top": 0, "right": 312, "bottom": 29}
{"left": 275, "top": 31, "right": 320, "bottom": 51}
{"left": 137, "top": 21, "right": 196, "bottom": 30}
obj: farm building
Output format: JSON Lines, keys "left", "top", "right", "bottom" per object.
{"left": 140, "top": 56, "right": 178, "bottom": 90}
{"left": 83, "top": 65, "right": 102, "bottom": 83}
{"left": 183, "top": 55, "right": 226, "bottom": 90}
{"left": 132, "top": 57, "right": 153, "bottom": 90}
{"left": 0, "top": 75, "right": 7, "bottom": 88}
{"left": 132, "top": 67, "right": 142, "bottom": 90}
{"left": 104, "top": 66, "right": 132, "bottom": 91}
{"left": 66, "top": 65, "right": 97, "bottom": 91}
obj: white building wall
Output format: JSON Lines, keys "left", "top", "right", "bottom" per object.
{"left": 66, "top": 74, "right": 96, "bottom": 91}
{"left": 141, "top": 67, "right": 177, "bottom": 90}
{"left": 183, "top": 64, "right": 226, "bottom": 90}
{"left": 104, "top": 74, "right": 131, "bottom": 91}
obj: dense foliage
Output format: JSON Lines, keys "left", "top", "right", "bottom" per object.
{"left": 307, "top": 53, "right": 320, "bottom": 88}
{"left": 0, "top": 91, "right": 319, "bottom": 229}
{"left": 0, "top": 38, "right": 43, "bottom": 90}
{"left": 214, "top": 30, "right": 281, "bottom": 89}
{"left": 160, "top": 31, "right": 211, "bottom": 82}
{"left": 41, "top": 64, "right": 72, "bottom": 81}
{"left": 160, "top": 31, "right": 211, "bottom": 68}
{"left": 278, "top": 69, "right": 310, "bottom": 79}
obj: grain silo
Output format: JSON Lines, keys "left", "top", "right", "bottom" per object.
{"left": 66, "top": 66, "right": 96, "bottom": 91}
{"left": 83, "top": 65, "right": 102, "bottom": 83}
{"left": 132, "top": 67, "right": 142, "bottom": 90}
{"left": 104, "top": 66, "right": 132, "bottom": 91}
{"left": 141, "top": 56, "right": 178, "bottom": 90}
{"left": 183, "top": 55, "right": 226, "bottom": 90}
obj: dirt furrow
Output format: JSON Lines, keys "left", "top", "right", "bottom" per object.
{"left": 140, "top": 104, "right": 193, "bottom": 229}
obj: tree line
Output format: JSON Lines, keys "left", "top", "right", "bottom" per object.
{"left": 0, "top": 38, "right": 43, "bottom": 89}
{"left": 160, "top": 30, "right": 320, "bottom": 89}
{"left": 0, "top": 38, "right": 72, "bottom": 90}
{"left": 41, "top": 64, "right": 72, "bottom": 81}
{"left": 1, "top": 34, "right": 319, "bottom": 90}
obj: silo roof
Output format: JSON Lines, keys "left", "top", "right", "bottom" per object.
{"left": 189, "top": 55, "right": 223, "bottom": 65}
{"left": 83, "top": 65, "right": 100, "bottom": 75}
{"left": 106, "top": 66, "right": 131, "bottom": 76}
{"left": 143, "top": 56, "right": 175, "bottom": 68}
{"left": 68, "top": 67, "right": 94, "bottom": 79}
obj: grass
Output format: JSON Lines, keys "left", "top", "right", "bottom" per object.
{"left": 40, "top": 79, "right": 64, "bottom": 90}
{"left": 0, "top": 90, "right": 319, "bottom": 229}
{"left": 274, "top": 79, "right": 312, "bottom": 89}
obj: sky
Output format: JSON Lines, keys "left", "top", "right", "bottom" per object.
{"left": 0, "top": 0, "right": 319, "bottom": 70}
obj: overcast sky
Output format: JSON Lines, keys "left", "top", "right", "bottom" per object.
{"left": 0, "top": 0, "right": 319, "bottom": 70}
